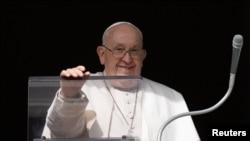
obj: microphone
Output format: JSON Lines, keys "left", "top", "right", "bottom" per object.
{"left": 157, "top": 34, "right": 244, "bottom": 141}
{"left": 231, "top": 34, "right": 243, "bottom": 74}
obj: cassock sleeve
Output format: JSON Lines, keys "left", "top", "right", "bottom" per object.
{"left": 42, "top": 89, "right": 89, "bottom": 138}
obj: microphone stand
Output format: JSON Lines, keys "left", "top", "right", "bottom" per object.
{"left": 157, "top": 73, "right": 235, "bottom": 141}
{"left": 157, "top": 34, "right": 243, "bottom": 141}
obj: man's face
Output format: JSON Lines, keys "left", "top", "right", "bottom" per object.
{"left": 97, "top": 24, "right": 146, "bottom": 76}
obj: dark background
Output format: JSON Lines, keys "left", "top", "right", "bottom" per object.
{"left": 1, "top": 1, "right": 250, "bottom": 141}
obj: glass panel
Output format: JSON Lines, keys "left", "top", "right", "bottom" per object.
{"left": 28, "top": 76, "right": 142, "bottom": 141}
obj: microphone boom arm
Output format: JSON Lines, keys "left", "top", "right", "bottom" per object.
{"left": 157, "top": 73, "right": 235, "bottom": 141}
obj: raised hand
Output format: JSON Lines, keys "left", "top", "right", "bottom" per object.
{"left": 60, "top": 65, "right": 90, "bottom": 98}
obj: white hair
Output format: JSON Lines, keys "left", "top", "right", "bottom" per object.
{"left": 102, "top": 21, "right": 143, "bottom": 46}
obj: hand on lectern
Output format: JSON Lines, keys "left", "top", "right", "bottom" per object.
{"left": 60, "top": 65, "right": 90, "bottom": 98}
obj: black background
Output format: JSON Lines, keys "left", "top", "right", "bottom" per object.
{"left": 1, "top": 1, "right": 250, "bottom": 141}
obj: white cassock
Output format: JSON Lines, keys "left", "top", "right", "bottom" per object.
{"left": 42, "top": 72, "right": 201, "bottom": 141}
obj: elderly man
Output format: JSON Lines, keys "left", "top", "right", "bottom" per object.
{"left": 42, "top": 21, "right": 200, "bottom": 141}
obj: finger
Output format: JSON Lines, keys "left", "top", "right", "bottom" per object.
{"left": 60, "top": 66, "right": 89, "bottom": 78}
{"left": 67, "top": 68, "right": 82, "bottom": 77}
{"left": 76, "top": 65, "right": 86, "bottom": 72}
{"left": 74, "top": 69, "right": 84, "bottom": 77}
{"left": 60, "top": 70, "right": 71, "bottom": 77}
{"left": 84, "top": 71, "right": 91, "bottom": 76}
{"left": 76, "top": 66, "right": 91, "bottom": 77}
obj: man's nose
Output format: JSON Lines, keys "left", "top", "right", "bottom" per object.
{"left": 121, "top": 52, "right": 133, "bottom": 62}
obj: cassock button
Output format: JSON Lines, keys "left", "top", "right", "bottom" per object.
{"left": 128, "top": 112, "right": 134, "bottom": 118}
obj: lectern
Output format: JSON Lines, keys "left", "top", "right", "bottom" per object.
{"left": 28, "top": 76, "right": 141, "bottom": 141}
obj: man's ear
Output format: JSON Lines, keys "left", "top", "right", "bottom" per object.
{"left": 141, "top": 49, "right": 147, "bottom": 60}
{"left": 140, "top": 49, "right": 147, "bottom": 67}
{"left": 96, "top": 46, "right": 105, "bottom": 65}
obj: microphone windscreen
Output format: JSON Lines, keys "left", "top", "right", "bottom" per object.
{"left": 233, "top": 34, "right": 243, "bottom": 49}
